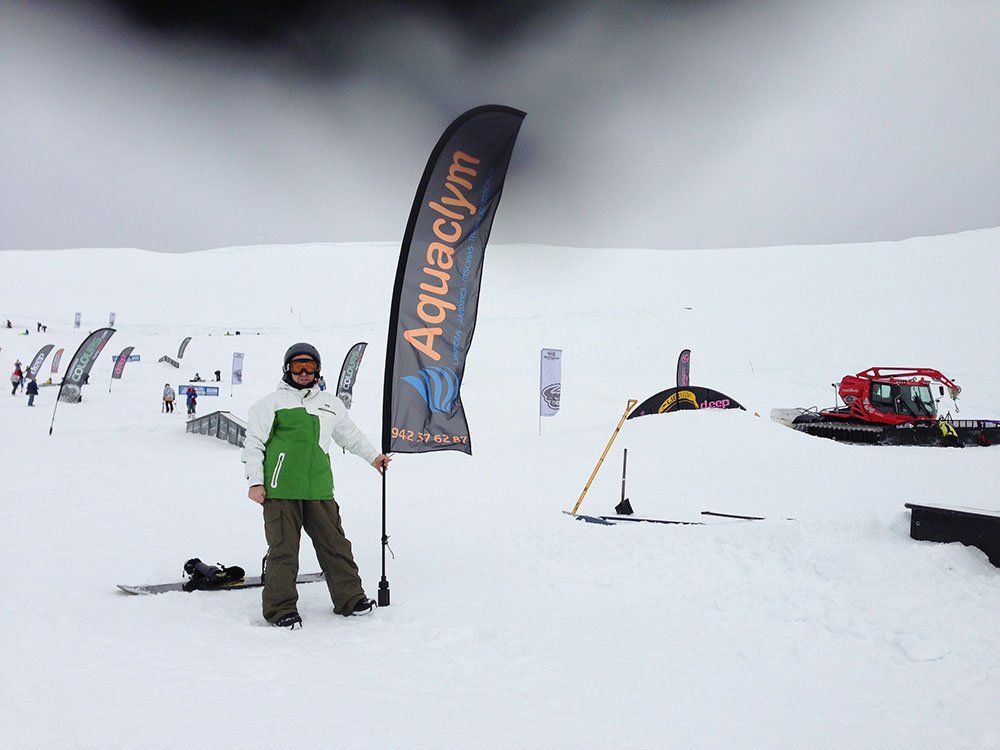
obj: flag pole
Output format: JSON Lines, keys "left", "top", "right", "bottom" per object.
{"left": 378, "top": 463, "right": 390, "bottom": 607}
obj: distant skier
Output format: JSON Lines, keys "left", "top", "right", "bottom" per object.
{"left": 185, "top": 386, "right": 197, "bottom": 418}
{"left": 26, "top": 378, "right": 38, "bottom": 407}
{"left": 11, "top": 363, "right": 23, "bottom": 396}
{"left": 162, "top": 383, "right": 176, "bottom": 413}
{"left": 214, "top": 369, "right": 221, "bottom": 382}
{"left": 240, "top": 342, "right": 391, "bottom": 629}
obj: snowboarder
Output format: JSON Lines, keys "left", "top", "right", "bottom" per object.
{"left": 185, "top": 386, "right": 197, "bottom": 418}
{"left": 214, "top": 369, "right": 221, "bottom": 382}
{"left": 241, "top": 343, "right": 391, "bottom": 629}
{"left": 162, "top": 383, "right": 176, "bottom": 413}
{"left": 26, "top": 378, "right": 38, "bottom": 406}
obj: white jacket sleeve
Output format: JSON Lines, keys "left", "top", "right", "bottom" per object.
{"left": 241, "top": 398, "right": 275, "bottom": 486}
{"left": 331, "top": 411, "right": 380, "bottom": 465}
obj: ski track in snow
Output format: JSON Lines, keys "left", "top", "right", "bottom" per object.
{"left": 1, "top": 230, "right": 999, "bottom": 749}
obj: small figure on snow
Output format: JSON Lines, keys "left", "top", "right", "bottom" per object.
{"left": 185, "top": 386, "right": 197, "bottom": 418}
{"left": 26, "top": 378, "right": 38, "bottom": 406}
{"left": 162, "top": 383, "right": 176, "bottom": 413}
{"left": 11, "top": 362, "right": 23, "bottom": 396}
{"left": 241, "top": 343, "right": 391, "bottom": 629}
{"left": 214, "top": 369, "right": 221, "bottom": 382}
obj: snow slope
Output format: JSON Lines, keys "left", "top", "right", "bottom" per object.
{"left": 1, "top": 229, "right": 999, "bottom": 749}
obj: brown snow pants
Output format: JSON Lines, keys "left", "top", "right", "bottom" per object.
{"left": 262, "top": 498, "right": 366, "bottom": 622}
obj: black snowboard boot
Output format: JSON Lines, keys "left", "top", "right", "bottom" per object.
{"left": 271, "top": 612, "right": 303, "bottom": 629}
{"left": 345, "top": 598, "right": 376, "bottom": 617}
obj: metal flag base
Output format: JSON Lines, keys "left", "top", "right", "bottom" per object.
{"left": 378, "top": 465, "right": 391, "bottom": 607}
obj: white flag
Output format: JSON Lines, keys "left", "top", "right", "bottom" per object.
{"left": 109, "top": 312, "right": 116, "bottom": 327}
{"left": 540, "top": 348, "right": 562, "bottom": 417}
{"left": 74, "top": 312, "right": 81, "bottom": 329}
{"left": 231, "top": 352, "right": 244, "bottom": 385}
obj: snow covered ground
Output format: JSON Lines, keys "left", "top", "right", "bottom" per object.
{"left": 1, "top": 229, "right": 999, "bottom": 748}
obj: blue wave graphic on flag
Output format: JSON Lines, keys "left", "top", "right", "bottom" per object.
{"left": 402, "top": 367, "right": 460, "bottom": 413}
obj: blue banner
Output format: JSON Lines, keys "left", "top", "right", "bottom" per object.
{"left": 178, "top": 385, "right": 219, "bottom": 397}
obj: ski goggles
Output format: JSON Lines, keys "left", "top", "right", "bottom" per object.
{"left": 287, "top": 360, "right": 319, "bottom": 375}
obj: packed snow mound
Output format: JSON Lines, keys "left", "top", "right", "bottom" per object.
{"left": 0, "top": 228, "right": 998, "bottom": 749}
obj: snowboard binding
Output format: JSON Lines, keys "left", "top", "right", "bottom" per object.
{"left": 182, "top": 558, "right": 247, "bottom": 592}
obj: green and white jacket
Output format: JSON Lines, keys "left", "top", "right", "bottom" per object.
{"left": 241, "top": 381, "right": 379, "bottom": 500}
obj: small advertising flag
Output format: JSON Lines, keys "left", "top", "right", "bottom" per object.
{"left": 539, "top": 348, "right": 562, "bottom": 417}
{"left": 74, "top": 312, "right": 81, "bottom": 329}
{"left": 231, "top": 352, "right": 244, "bottom": 397}
{"left": 232, "top": 352, "right": 244, "bottom": 385}
{"left": 109, "top": 346, "right": 135, "bottom": 392}
{"left": 677, "top": 349, "right": 691, "bottom": 388}
{"left": 49, "top": 327, "right": 116, "bottom": 434}
{"left": 109, "top": 312, "right": 116, "bottom": 327}
{"left": 26, "top": 344, "right": 55, "bottom": 380}
{"left": 337, "top": 342, "right": 367, "bottom": 410}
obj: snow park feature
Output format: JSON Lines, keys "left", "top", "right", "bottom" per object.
{"left": 905, "top": 503, "right": 1000, "bottom": 568}
{"left": 568, "top": 372, "right": 749, "bottom": 523}
{"left": 772, "top": 366, "right": 1000, "bottom": 447}
{"left": 185, "top": 410, "right": 247, "bottom": 447}
{"left": 628, "top": 384, "right": 746, "bottom": 417}
{"left": 2, "top": 229, "right": 1000, "bottom": 749}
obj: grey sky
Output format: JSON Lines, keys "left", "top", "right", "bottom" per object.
{"left": 1, "top": 0, "right": 997, "bottom": 252}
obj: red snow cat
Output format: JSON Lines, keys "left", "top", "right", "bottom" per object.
{"left": 772, "top": 367, "right": 999, "bottom": 447}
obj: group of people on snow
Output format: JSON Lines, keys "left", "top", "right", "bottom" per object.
{"left": 162, "top": 383, "right": 198, "bottom": 417}
{"left": 10, "top": 360, "right": 38, "bottom": 406}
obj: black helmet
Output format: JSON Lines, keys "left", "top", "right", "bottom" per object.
{"left": 283, "top": 342, "right": 321, "bottom": 370}
{"left": 282, "top": 343, "right": 321, "bottom": 389}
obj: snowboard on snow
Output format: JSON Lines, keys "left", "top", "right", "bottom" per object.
{"left": 118, "top": 572, "right": 326, "bottom": 596}
{"left": 117, "top": 556, "right": 325, "bottom": 595}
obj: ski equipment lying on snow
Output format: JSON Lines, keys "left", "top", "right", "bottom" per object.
{"left": 117, "top": 557, "right": 325, "bottom": 595}
{"left": 118, "top": 572, "right": 325, "bottom": 596}
{"left": 562, "top": 511, "right": 703, "bottom": 526}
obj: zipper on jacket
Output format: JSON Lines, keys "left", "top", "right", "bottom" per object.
{"left": 270, "top": 452, "right": 286, "bottom": 490}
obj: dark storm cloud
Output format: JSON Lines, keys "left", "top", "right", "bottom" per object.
{"left": 1, "top": 0, "right": 997, "bottom": 252}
